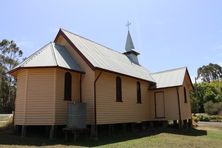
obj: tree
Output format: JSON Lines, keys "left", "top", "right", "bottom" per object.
{"left": 190, "top": 82, "right": 222, "bottom": 113}
{"left": 0, "top": 39, "right": 23, "bottom": 113}
{"left": 191, "top": 63, "right": 222, "bottom": 113}
{"left": 204, "top": 101, "right": 222, "bottom": 115}
{"left": 197, "top": 63, "right": 222, "bottom": 82}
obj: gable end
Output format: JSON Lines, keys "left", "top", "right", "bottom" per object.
{"left": 54, "top": 29, "right": 95, "bottom": 70}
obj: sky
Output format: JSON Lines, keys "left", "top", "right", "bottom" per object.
{"left": 1, "top": 0, "right": 222, "bottom": 82}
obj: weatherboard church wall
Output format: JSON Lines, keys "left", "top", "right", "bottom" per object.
{"left": 55, "top": 34, "right": 95, "bottom": 124}
{"left": 96, "top": 70, "right": 150, "bottom": 124}
{"left": 149, "top": 72, "right": 192, "bottom": 121}
{"left": 149, "top": 87, "right": 180, "bottom": 121}
{"left": 14, "top": 68, "right": 81, "bottom": 126}
{"left": 15, "top": 69, "right": 56, "bottom": 125}
{"left": 54, "top": 68, "right": 81, "bottom": 125}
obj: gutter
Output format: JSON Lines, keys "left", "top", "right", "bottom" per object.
{"left": 94, "top": 71, "right": 103, "bottom": 127}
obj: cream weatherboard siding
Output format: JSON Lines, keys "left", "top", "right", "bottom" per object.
{"left": 150, "top": 88, "right": 179, "bottom": 121}
{"left": 96, "top": 71, "right": 150, "bottom": 124}
{"left": 14, "top": 70, "right": 27, "bottom": 125}
{"left": 14, "top": 68, "right": 81, "bottom": 126}
{"left": 54, "top": 68, "right": 81, "bottom": 125}
{"left": 180, "top": 73, "right": 192, "bottom": 120}
{"left": 24, "top": 69, "right": 56, "bottom": 125}
{"left": 55, "top": 35, "right": 95, "bottom": 124}
{"left": 14, "top": 68, "right": 56, "bottom": 125}
{"left": 149, "top": 73, "right": 192, "bottom": 121}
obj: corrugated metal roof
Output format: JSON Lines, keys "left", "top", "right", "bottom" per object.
{"left": 61, "top": 29, "right": 155, "bottom": 82}
{"left": 151, "top": 67, "right": 187, "bottom": 88}
{"left": 11, "top": 29, "right": 190, "bottom": 88}
{"left": 13, "top": 42, "right": 83, "bottom": 72}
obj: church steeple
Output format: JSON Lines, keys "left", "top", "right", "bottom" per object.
{"left": 123, "top": 22, "right": 140, "bottom": 65}
{"left": 125, "top": 30, "right": 135, "bottom": 52}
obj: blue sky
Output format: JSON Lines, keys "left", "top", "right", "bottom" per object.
{"left": 1, "top": 0, "right": 222, "bottom": 81}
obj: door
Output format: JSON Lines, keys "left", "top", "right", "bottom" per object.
{"left": 154, "top": 91, "right": 165, "bottom": 118}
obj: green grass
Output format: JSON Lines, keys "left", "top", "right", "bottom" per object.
{"left": 0, "top": 116, "right": 222, "bottom": 148}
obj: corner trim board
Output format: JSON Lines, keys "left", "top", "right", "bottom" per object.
{"left": 176, "top": 86, "right": 182, "bottom": 124}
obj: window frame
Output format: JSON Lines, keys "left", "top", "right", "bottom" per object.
{"left": 184, "top": 87, "right": 187, "bottom": 103}
{"left": 137, "top": 81, "right": 142, "bottom": 104}
{"left": 116, "top": 76, "right": 122, "bottom": 102}
{"left": 64, "top": 72, "right": 72, "bottom": 101}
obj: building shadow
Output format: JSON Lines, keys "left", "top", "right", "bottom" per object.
{"left": 0, "top": 126, "right": 207, "bottom": 147}
{"left": 161, "top": 127, "right": 207, "bottom": 136}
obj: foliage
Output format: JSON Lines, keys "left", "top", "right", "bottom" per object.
{"left": 204, "top": 101, "right": 222, "bottom": 115}
{"left": 194, "top": 113, "right": 222, "bottom": 122}
{"left": 0, "top": 39, "right": 23, "bottom": 113}
{"left": 197, "top": 63, "right": 222, "bottom": 82}
{"left": 191, "top": 63, "right": 222, "bottom": 114}
{"left": 190, "top": 81, "right": 222, "bottom": 113}
{"left": 195, "top": 113, "right": 210, "bottom": 121}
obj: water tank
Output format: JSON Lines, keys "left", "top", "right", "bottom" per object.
{"left": 67, "top": 103, "right": 86, "bottom": 128}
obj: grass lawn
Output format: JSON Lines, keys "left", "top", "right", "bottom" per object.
{"left": 0, "top": 117, "right": 222, "bottom": 148}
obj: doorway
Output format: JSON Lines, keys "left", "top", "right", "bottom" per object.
{"left": 154, "top": 91, "right": 165, "bottom": 118}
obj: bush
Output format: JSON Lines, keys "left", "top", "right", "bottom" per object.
{"left": 195, "top": 113, "right": 222, "bottom": 122}
{"left": 209, "top": 115, "right": 222, "bottom": 122}
{"left": 204, "top": 101, "right": 222, "bottom": 115}
{"left": 198, "top": 114, "right": 210, "bottom": 121}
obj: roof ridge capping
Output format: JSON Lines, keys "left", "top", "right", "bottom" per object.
{"left": 50, "top": 42, "right": 59, "bottom": 66}
{"left": 151, "top": 66, "right": 187, "bottom": 75}
{"left": 59, "top": 28, "right": 126, "bottom": 55}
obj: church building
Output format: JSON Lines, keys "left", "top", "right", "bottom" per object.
{"left": 9, "top": 28, "right": 193, "bottom": 137}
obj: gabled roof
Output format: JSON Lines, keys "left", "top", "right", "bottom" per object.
{"left": 151, "top": 67, "right": 192, "bottom": 89}
{"left": 10, "top": 42, "right": 83, "bottom": 73}
{"left": 58, "top": 29, "right": 155, "bottom": 83}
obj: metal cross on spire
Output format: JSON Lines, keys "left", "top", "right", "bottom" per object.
{"left": 126, "top": 21, "right": 131, "bottom": 31}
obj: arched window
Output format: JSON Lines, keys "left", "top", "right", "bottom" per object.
{"left": 184, "top": 87, "right": 187, "bottom": 103}
{"left": 116, "top": 76, "right": 122, "bottom": 102}
{"left": 64, "top": 72, "right": 72, "bottom": 101}
{"left": 137, "top": 82, "right": 141, "bottom": 104}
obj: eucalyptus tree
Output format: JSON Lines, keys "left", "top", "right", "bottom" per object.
{"left": 0, "top": 39, "right": 23, "bottom": 113}
{"left": 197, "top": 63, "right": 222, "bottom": 82}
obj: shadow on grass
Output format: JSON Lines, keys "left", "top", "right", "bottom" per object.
{"left": 0, "top": 127, "right": 208, "bottom": 147}
{"left": 163, "top": 128, "right": 207, "bottom": 136}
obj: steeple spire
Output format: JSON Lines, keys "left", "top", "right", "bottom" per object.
{"left": 123, "top": 22, "right": 140, "bottom": 65}
{"left": 125, "top": 30, "right": 135, "bottom": 52}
